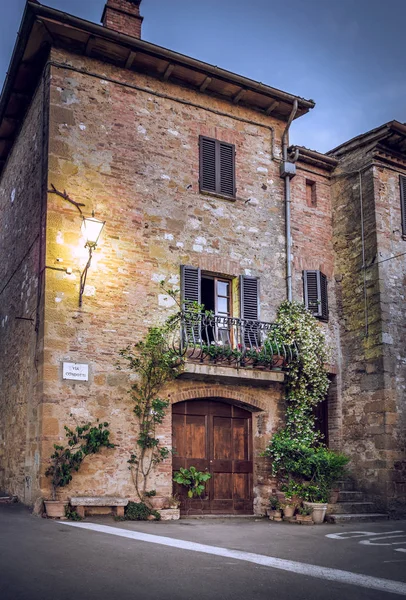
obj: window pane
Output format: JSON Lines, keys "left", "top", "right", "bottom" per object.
{"left": 217, "top": 281, "right": 229, "bottom": 296}
{"left": 217, "top": 297, "right": 228, "bottom": 314}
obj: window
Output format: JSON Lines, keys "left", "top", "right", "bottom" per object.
{"left": 199, "top": 136, "right": 236, "bottom": 198}
{"left": 180, "top": 265, "right": 259, "bottom": 321}
{"left": 201, "top": 276, "right": 231, "bottom": 319}
{"left": 303, "top": 270, "right": 328, "bottom": 321}
{"left": 180, "top": 265, "right": 260, "bottom": 345}
{"left": 306, "top": 179, "right": 317, "bottom": 207}
{"left": 400, "top": 175, "right": 406, "bottom": 238}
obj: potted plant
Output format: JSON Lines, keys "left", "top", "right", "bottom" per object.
{"left": 145, "top": 490, "right": 166, "bottom": 510}
{"left": 302, "top": 485, "right": 329, "bottom": 524}
{"left": 296, "top": 504, "right": 313, "bottom": 524}
{"left": 44, "top": 421, "right": 115, "bottom": 518}
{"left": 264, "top": 338, "right": 286, "bottom": 370}
{"left": 280, "top": 480, "right": 301, "bottom": 518}
{"left": 267, "top": 495, "right": 282, "bottom": 520}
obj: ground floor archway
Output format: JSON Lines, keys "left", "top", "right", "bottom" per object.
{"left": 172, "top": 398, "right": 253, "bottom": 515}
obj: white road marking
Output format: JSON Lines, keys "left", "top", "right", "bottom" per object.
{"left": 60, "top": 522, "right": 406, "bottom": 597}
{"left": 326, "top": 531, "right": 404, "bottom": 540}
{"left": 360, "top": 536, "right": 406, "bottom": 546}
{"left": 396, "top": 549, "right": 406, "bottom": 554}
{"left": 326, "top": 531, "right": 383, "bottom": 540}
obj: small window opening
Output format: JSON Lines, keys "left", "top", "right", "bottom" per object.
{"left": 306, "top": 179, "right": 317, "bottom": 207}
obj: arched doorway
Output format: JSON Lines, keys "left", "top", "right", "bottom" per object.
{"left": 172, "top": 399, "right": 253, "bottom": 514}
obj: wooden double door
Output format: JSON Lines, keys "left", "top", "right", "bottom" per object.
{"left": 172, "top": 399, "right": 253, "bottom": 514}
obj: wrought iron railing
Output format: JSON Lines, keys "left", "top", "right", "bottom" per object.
{"left": 172, "top": 312, "right": 298, "bottom": 369}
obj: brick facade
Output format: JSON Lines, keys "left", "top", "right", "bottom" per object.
{"left": 102, "top": 0, "right": 143, "bottom": 38}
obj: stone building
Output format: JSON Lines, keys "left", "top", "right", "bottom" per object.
{"left": 0, "top": 0, "right": 404, "bottom": 516}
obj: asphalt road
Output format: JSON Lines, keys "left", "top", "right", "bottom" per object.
{"left": 1, "top": 504, "right": 406, "bottom": 600}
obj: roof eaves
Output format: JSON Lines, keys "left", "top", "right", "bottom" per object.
{"left": 28, "top": 2, "right": 315, "bottom": 112}
{"left": 327, "top": 121, "right": 406, "bottom": 157}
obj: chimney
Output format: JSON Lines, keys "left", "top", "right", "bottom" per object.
{"left": 102, "top": 0, "right": 143, "bottom": 39}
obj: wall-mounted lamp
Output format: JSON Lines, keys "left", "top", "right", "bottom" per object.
{"left": 47, "top": 185, "right": 106, "bottom": 308}
{"left": 79, "top": 213, "right": 106, "bottom": 307}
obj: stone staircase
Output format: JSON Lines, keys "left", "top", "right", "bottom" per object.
{"left": 326, "top": 479, "right": 389, "bottom": 523}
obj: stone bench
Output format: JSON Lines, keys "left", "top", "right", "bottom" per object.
{"left": 70, "top": 496, "right": 128, "bottom": 518}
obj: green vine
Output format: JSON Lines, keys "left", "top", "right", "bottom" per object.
{"left": 263, "top": 302, "right": 348, "bottom": 500}
{"left": 45, "top": 421, "right": 116, "bottom": 501}
{"left": 268, "top": 301, "right": 330, "bottom": 452}
{"left": 119, "top": 290, "right": 184, "bottom": 504}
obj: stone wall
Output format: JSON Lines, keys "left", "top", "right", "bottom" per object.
{"left": 373, "top": 160, "right": 406, "bottom": 515}
{"left": 0, "top": 73, "right": 48, "bottom": 502}
{"left": 331, "top": 145, "right": 406, "bottom": 514}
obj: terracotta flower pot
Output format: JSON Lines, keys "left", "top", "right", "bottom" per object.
{"left": 283, "top": 505, "right": 295, "bottom": 518}
{"left": 272, "top": 355, "right": 285, "bottom": 370}
{"left": 149, "top": 497, "right": 166, "bottom": 510}
{"left": 296, "top": 514, "right": 313, "bottom": 523}
{"left": 44, "top": 500, "right": 68, "bottom": 518}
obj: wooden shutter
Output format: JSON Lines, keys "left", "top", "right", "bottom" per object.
{"left": 303, "top": 270, "right": 328, "bottom": 321}
{"left": 401, "top": 175, "right": 406, "bottom": 237}
{"left": 219, "top": 142, "right": 235, "bottom": 197}
{"left": 200, "top": 137, "right": 216, "bottom": 193}
{"left": 304, "top": 270, "right": 320, "bottom": 317}
{"left": 181, "top": 265, "right": 201, "bottom": 308}
{"left": 240, "top": 276, "right": 260, "bottom": 321}
{"left": 320, "top": 272, "right": 329, "bottom": 321}
{"left": 240, "top": 276, "right": 260, "bottom": 346}
{"left": 181, "top": 265, "right": 201, "bottom": 343}
{"left": 199, "top": 136, "right": 235, "bottom": 198}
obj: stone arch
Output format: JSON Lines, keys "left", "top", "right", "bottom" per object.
{"left": 168, "top": 385, "right": 267, "bottom": 412}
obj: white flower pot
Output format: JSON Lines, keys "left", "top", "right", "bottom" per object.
{"left": 303, "top": 501, "right": 327, "bottom": 524}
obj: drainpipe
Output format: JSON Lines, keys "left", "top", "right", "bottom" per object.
{"left": 280, "top": 99, "right": 299, "bottom": 302}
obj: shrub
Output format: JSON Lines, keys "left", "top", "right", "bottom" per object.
{"left": 125, "top": 501, "right": 161, "bottom": 521}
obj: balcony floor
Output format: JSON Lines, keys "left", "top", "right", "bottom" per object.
{"left": 179, "top": 361, "right": 285, "bottom": 386}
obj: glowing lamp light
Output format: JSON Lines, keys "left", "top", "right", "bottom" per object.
{"left": 81, "top": 215, "right": 105, "bottom": 248}
{"left": 79, "top": 213, "right": 106, "bottom": 307}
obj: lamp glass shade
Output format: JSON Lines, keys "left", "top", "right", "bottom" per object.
{"left": 81, "top": 216, "right": 105, "bottom": 247}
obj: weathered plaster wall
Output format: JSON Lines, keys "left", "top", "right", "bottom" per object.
{"left": 0, "top": 74, "right": 48, "bottom": 502}
{"left": 39, "top": 48, "right": 293, "bottom": 508}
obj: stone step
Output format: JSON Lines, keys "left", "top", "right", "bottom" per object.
{"left": 326, "top": 513, "right": 389, "bottom": 524}
{"left": 336, "top": 490, "right": 364, "bottom": 503}
{"left": 335, "top": 479, "right": 356, "bottom": 491}
{"left": 327, "top": 502, "right": 377, "bottom": 515}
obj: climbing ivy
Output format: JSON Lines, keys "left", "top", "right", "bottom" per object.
{"left": 264, "top": 301, "right": 331, "bottom": 474}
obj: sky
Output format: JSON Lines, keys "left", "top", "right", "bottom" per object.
{"left": 0, "top": 0, "right": 405, "bottom": 152}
